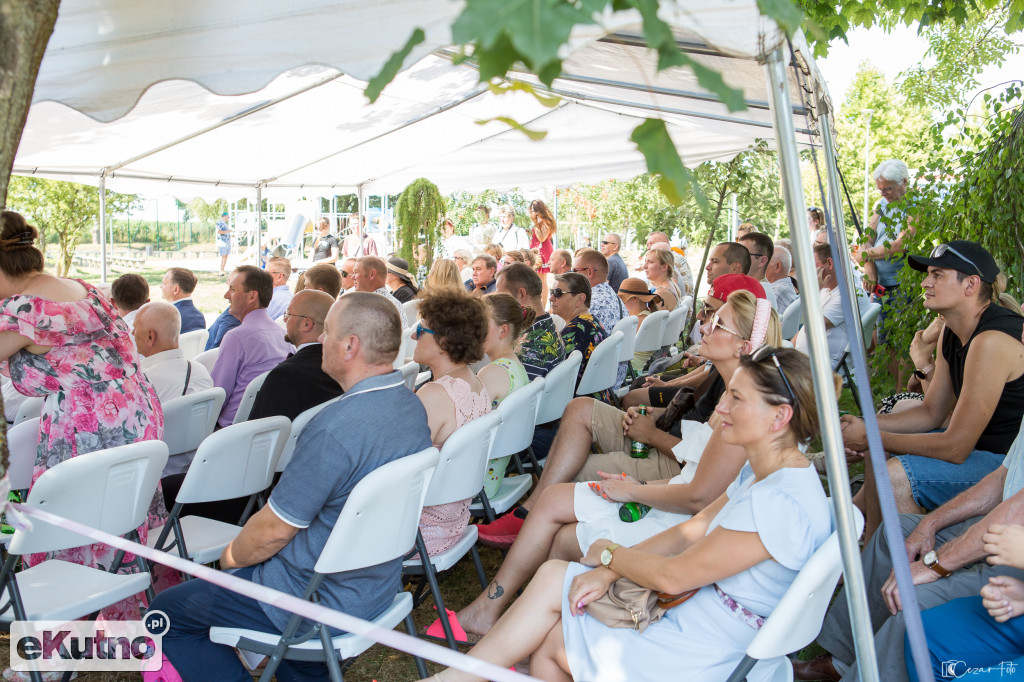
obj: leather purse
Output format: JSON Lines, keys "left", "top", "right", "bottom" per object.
{"left": 585, "top": 578, "right": 698, "bottom": 633}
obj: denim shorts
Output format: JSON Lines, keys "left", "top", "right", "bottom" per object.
{"left": 894, "top": 449, "right": 1006, "bottom": 510}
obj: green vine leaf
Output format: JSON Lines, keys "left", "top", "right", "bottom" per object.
{"left": 475, "top": 116, "right": 549, "bottom": 140}
{"left": 489, "top": 81, "right": 562, "bottom": 108}
{"left": 630, "top": 118, "right": 709, "bottom": 215}
{"left": 365, "top": 28, "right": 425, "bottom": 103}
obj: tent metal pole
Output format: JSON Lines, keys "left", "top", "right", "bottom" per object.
{"left": 763, "top": 46, "right": 880, "bottom": 682}
{"left": 256, "top": 184, "right": 263, "bottom": 265}
{"left": 99, "top": 170, "right": 108, "bottom": 284}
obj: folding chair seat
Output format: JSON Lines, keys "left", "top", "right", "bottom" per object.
{"left": 575, "top": 331, "right": 624, "bottom": 397}
{"left": 149, "top": 416, "right": 290, "bottom": 565}
{"left": 161, "top": 387, "right": 225, "bottom": 477}
{"left": 402, "top": 410, "right": 501, "bottom": 650}
{"left": 0, "top": 441, "right": 168, "bottom": 634}
{"left": 233, "top": 369, "right": 272, "bottom": 424}
{"left": 210, "top": 447, "right": 440, "bottom": 681}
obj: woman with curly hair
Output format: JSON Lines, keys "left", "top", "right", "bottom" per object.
{"left": 413, "top": 287, "right": 492, "bottom": 555}
{"left": 528, "top": 199, "right": 556, "bottom": 270}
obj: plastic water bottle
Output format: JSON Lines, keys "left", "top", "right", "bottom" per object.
{"left": 618, "top": 502, "right": 652, "bottom": 523}
{"left": 630, "top": 405, "right": 650, "bottom": 458}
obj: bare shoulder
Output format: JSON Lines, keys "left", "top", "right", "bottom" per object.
{"left": 22, "top": 274, "right": 88, "bottom": 303}
{"left": 967, "top": 328, "right": 1024, "bottom": 380}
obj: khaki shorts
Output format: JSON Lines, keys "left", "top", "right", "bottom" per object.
{"left": 574, "top": 401, "right": 681, "bottom": 483}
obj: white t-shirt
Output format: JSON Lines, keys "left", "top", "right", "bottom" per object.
{"left": 794, "top": 286, "right": 868, "bottom": 369}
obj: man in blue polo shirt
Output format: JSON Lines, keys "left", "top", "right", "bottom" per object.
{"left": 151, "top": 292, "right": 432, "bottom": 681}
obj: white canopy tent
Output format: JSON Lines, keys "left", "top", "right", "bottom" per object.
{"left": 9, "top": 1, "right": 913, "bottom": 680}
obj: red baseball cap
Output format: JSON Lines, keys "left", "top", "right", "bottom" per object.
{"left": 707, "top": 273, "right": 766, "bottom": 303}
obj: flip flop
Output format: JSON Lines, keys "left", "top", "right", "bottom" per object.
{"left": 423, "top": 608, "right": 482, "bottom": 645}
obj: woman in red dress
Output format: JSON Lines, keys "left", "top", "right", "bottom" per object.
{"left": 528, "top": 199, "right": 556, "bottom": 271}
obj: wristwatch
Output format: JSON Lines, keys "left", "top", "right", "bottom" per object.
{"left": 913, "top": 364, "right": 935, "bottom": 381}
{"left": 600, "top": 543, "right": 622, "bottom": 567}
{"left": 923, "top": 550, "right": 951, "bottom": 578}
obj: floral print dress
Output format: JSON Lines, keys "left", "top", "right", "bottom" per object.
{"left": 0, "top": 280, "right": 172, "bottom": 620}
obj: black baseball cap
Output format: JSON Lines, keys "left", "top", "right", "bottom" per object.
{"left": 907, "top": 240, "right": 998, "bottom": 284}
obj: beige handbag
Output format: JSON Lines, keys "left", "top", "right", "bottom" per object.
{"left": 585, "top": 578, "right": 698, "bottom": 633}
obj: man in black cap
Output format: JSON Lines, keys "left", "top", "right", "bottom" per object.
{"left": 839, "top": 240, "right": 1024, "bottom": 541}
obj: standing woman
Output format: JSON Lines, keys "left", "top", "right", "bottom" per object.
{"left": 0, "top": 211, "right": 170, "bottom": 622}
{"left": 528, "top": 199, "right": 556, "bottom": 271}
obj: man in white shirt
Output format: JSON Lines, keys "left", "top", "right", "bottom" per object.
{"left": 738, "top": 231, "right": 778, "bottom": 310}
{"left": 134, "top": 302, "right": 215, "bottom": 404}
{"left": 766, "top": 245, "right": 797, "bottom": 315}
{"left": 492, "top": 205, "right": 530, "bottom": 250}
{"left": 265, "top": 256, "right": 293, "bottom": 320}
{"left": 794, "top": 243, "right": 868, "bottom": 370}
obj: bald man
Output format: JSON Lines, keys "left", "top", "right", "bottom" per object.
{"left": 248, "top": 290, "right": 344, "bottom": 421}
{"left": 135, "top": 301, "right": 215, "bottom": 405}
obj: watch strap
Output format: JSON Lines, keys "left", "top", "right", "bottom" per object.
{"left": 925, "top": 553, "right": 951, "bottom": 577}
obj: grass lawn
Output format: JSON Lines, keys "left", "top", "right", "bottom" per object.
{"left": 74, "top": 266, "right": 232, "bottom": 318}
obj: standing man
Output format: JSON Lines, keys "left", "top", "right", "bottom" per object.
{"left": 265, "top": 256, "right": 293, "bottom": 320}
{"left": 464, "top": 255, "right": 498, "bottom": 296}
{"left": 310, "top": 217, "right": 339, "bottom": 265}
{"left": 352, "top": 256, "right": 408, "bottom": 327}
{"left": 211, "top": 265, "right": 293, "bottom": 426}
{"left": 600, "top": 232, "right": 628, "bottom": 292}
{"left": 496, "top": 263, "right": 566, "bottom": 380}
{"left": 216, "top": 211, "right": 231, "bottom": 275}
{"left": 766, "top": 246, "right": 797, "bottom": 315}
{"left": 647, "top": 231, "right": 694, "bottom": 297}
{"left": 493, "top": 205, "right": 530, "bottom": 251}
{"left": 150, "top": 293, "right": 432, "bottom": 682}
{"left": 161, "top": 267, "right": 206, "bottom": 333}
{"left": 737, "top": 231, "right": 778, "bottom": 309}
{"left": 248, "top": 290, "right": 343, "bottom": 421}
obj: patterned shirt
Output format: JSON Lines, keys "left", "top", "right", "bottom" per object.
{"left": 589, "top": 282, "right": 627, "bottom": 387}
{"left": 517, "top": 314, "right": 566, "bottom": 380}
{"left": 561, "top": 312, "right": 609, "bottom": 390}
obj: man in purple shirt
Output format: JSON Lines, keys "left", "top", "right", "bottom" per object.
{"left": 211, "top": 265, "right": 293, "bottom": 426}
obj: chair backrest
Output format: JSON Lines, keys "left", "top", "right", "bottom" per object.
{"left": 392, "top": 326, "right": 416, "bottom": 370}
{"left": 11, "top": 440, "right": 169, "bottom": 556}
{"left": 193, "top": 347, "right": 220, "bottom": 374}
{"left": 660, "top": 305, "right": 688, "bottom": 347}
{"left": 315, "top": 447, "right": 439, "bottom": 574}
{"left": 422, "top": 410, "right": 501, "bottom": 507}
{"left": 161, "top": 387, "right": 226, "bottom": 456}
{"left": 402, "top": 298, "right": 420, "bottom": 323}
{"left": 551, "top": 314, "right": 566, "bottom": 332}
{"left": 491, "top": 378, "right": 544, "bottom": 458}
{"left": 13, "top": 396, "right": 44, "bottom": 426}
{"left": 860, "top": 302, "right": 882, "bottom": 348}
{"left": 535, "top": 350, "right": 582, "bottom": 424}
{"left": 575, "top": 331, "right": 624, "bottom": 396}
{"left": 632, "top": 309, "right": 670, "bottom": 354}
{"left": 176, "top": 416, "right": 291, "bottom": 505}
{"left": 746, "top": 503, "right": 865, "bottom": 662}
{"left": 398, "top": 361, "right": 419, "bottom": 391}
{"left": 7, "top": 417, "right": 40, "bottom": 491}
{"left": 610, "top": 316, "right": 639, "bottom": 363}
{"left": 178, "top": 329, "right": 210, "bottom": 360}
{"left": 276, "top": 395, "right": 342, "bottom": 472}
{"left": 232, "top": 370, "right": 272, "bottom": 424}
{"left": 780, "top": 297, "right": 802, "bottom": 340}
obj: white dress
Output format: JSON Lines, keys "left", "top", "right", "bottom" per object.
{"left": 561, "top": 463, "right": 831, "bottom": 682}
{"left": 574, "top": 420, "right": 713, "bottom": 552}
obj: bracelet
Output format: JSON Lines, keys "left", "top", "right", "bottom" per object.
{"left": 639, "top": 479, "right": 647, "bottom": 485}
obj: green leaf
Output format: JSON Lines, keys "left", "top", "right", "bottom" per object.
{"left": 630, "top": 119, "right": 710, "bottom": 215}
{"left": 475, "top": 116, "right": 549, "bottom": 141}
{"left": 758, "top": 0, "right": 805, "bottom": 35}
{"left": 365, "top": 28, "right": 425, "bottom": 103}
{"left": 488, "top": 81, "right": 562, "bottom": 107}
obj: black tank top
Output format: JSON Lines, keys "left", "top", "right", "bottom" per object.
{"left": 941, "top": 304, "right": 1024, "bottom": 454}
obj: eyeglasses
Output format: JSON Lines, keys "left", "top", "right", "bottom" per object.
{"left": 413, "top": 322, "right": 435, "bottom": 339}
{"left": 746, "top": 250, "right": 765, "bottom": 260}
{"left": 706, "top": 312, "right": 746, "bottom": 339}
{"left": 282, "top": 312, "right": 322, "bottom": 325}
{"left": 600, "top": 240, "right": 615, "bottom": 246}
{"left": 550, "top": 288, "right": 579, "bottom": 299}
{"left": 751, "top": 345, "right": 797, "bottom": 405}
{"left": 572, "top": 267, "right": 593, "bottom": 274}
{"left": 931, "top": 243, "right": 984, "bottom": 278}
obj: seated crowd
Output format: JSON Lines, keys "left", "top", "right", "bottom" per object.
{"left": 3, "top": 172, "right": 1024, "bottom": 682}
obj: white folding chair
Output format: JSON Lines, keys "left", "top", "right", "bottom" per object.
{"left": 575, "top": 331, "right": 624, "bottom": 397}
{"left": 276, "top": 396, "right": 342, "bottom": 473}
{"left": 210, "top": 447, "right": 439, "bottom": 682}
{"left": 194, "top": 347, "right": 220, "bottom": 374}
{"left": 629, "top": 309, "right": 670, "bottom": 379}
{"left": 0, "top": 441, "right": 168, "bottom": 635}
{"left": 179, "top": 329, "right": 210, "bottom": 360}
{"left": 836, "top": 301, "right": 882, "bottom": 406}
{"left": 470, "top": 378, "right": 543, "bottom": 521}
{"left": 725, "top": 503, "right": 865, "bottom": 682}
{"left": 392, "top": 326, "right": 416, "bottom": 370}
{"left": 403, "top": 410, "right": 501, "bottom": 650}
{"left": 402, "top": 298, "right": 420, "bottom": 323}
{"left": 611, "top": 315, "right": 639, "bottom": 366}
{"left": 12, "top": 396, "right": 44, "bottom": 426}
{"left": 780, "top": 297, "right": 802, "bottom": 341}
{"left": 525, "top": 351, "right": 583, "bottom": 474}
{"left": 6, "top": 417, "right": 39, "bottom": 493}
{"left": 660, "top": 304, "right": 689, "bottom": 352}
{"left": 232, "top": 370, "right": 272, "bottom": 424}
{"left": 398, "top": 361, "right": 419, "bottom": 391}
{"left": 160, "top": 387, "right": 226, "bottom": 477}
{"left": 551, "top": 314, "right": 566, "bottom": 332}
{"left": 149, "top": 416, "right": 291, "bottom": 565}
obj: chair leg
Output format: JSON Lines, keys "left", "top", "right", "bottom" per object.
{"left": 510, "top": 452, "right": 525, "bottom": 476}
{"left": 405, "top": 612, "right": 429, "bottom": 679}
{"left": 415, "top": 531, "right": 458, "bottom": 650}
{"left": 470, "top": 544, "right": 487, "bottom": 590}
{"left": 320, "top": 623, "right": 345, "bottom": 682}
{"left": 525, "top": 445, "right": 543, "bottom": 476}
{"left": 725, "top": 654, "right": 756, "bottom": 682}
{"left": 477, "top": 487, "right": 497, "bottom": 524}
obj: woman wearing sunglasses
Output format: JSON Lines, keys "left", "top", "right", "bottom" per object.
{"left": 421, "top": 347, "right": 829, "bottom": 682}
{"left": 449, "top": 291, "right": 780, "bottom": 642}
{"left": 411, "top": 287, "right": 491, "bottom": 557}
{"left": 549, "top": 272, "right": 609, "bottom": 389}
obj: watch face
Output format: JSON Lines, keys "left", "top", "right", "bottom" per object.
{"left": 601, "top": 549, "right": 613, "bottom": 566}
{"left": 923, "top": 551, "right": 936, "bottom": 565}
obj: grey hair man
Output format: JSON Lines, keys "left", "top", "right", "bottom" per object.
{"left": 766, "top": 245, "right": 796, "bottom": 315}
{"left": 600, "top": 232, "right": 628, "bottom": 292}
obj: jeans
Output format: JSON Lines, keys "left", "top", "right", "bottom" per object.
{"left": 894, "top": 449, "right": 1005, "bottom": 510}
{"left": 150, "top": 565, "right": 330, "bottom": 682}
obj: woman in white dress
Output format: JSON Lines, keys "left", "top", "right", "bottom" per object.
{"left": 448, "top": 291, "right": 780, "bottom": 640}
{"left": 421, "top": 346, "right": 830, "bottom": 682}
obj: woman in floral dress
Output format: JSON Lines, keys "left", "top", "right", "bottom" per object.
{"left": 0, "top": 211, "right": 171, "bottom": 626}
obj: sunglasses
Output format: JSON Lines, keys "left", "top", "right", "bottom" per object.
{"left": 413, "top": 323, "right": 435, "bottom": 339}
{"left": 550, "top": 288, "right": 579, "bottom": 299}
{"left": 600, "top": 240, "right": 615, "bottom": 246}
{"left": 746, "top": 250, "right": 766, "bottom": 260}
{"left": 572, "top": 267, "right": 593, "bottom": 274}
{"left": 931, "top": 243, "right": 984, "bottom": 278}
{"left": 751, "top": 345, "right": 797, "bottom": 405}
{"left": 706, "top": 312, "right": 746, "bottom": 339}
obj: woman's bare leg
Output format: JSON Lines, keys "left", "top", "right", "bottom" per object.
{"left": 531, "top": 613, "right": 573, "bottom": 681}
{"left": 550, "top": 523, "right": 585, "bottom": 562}
{"left": 457, "top": 484, "right": 578, "bottom": 635}
{"left": 424, "top": 560, "right": 570, "bottom": 682}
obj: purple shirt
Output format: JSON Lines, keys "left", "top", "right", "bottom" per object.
{"left": 212, "top": 307, "right": 293, "bottom": 426}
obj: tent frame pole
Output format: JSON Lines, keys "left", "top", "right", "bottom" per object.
{"left": 763, "top": 46, "right": 880, "bottom": 682}
{"left": 256, "top": 183, "right": 263, "bottom": 265}
{"left": 99, "top": 169, "right": 108, "bottom": 284}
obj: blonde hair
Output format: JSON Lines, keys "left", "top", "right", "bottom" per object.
{"left": 727, "top": 290, "right": 782, "bottom": 347}
{"left": 645, "top": 249, "right": 675, "bottom": 281}
{"left": 425, "top": 259, "right": 464, "bottom": 290}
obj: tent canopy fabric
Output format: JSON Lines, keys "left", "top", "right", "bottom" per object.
{"left": 14, "top": 0, "right": 831, "bottom": 200}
